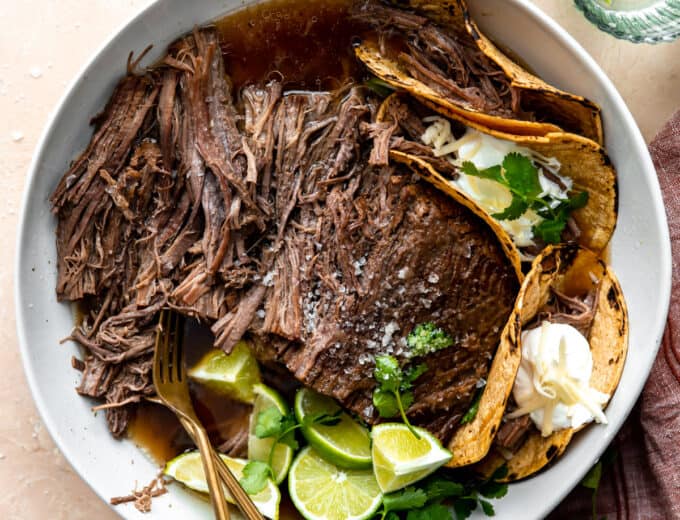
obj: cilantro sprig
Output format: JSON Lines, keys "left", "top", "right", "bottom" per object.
{"left": 461, "top": 153, "right": 588, "bottom": 245}
{"left": 407, "top": 323, "right": 454, "bottom": 357}
{"left": 240, "top": 406, "right": 341, "bottom": 494}
{"left": 580, "top": 445, "right": 618, "bottom": 520}
{"left": 373, "top": 355, "right": 427, "bottom": 438}
{"left": 374, "top": 466, "right": 509, "bottom": 520}
{"left": 460, "top": 380, "right": 486, "bottom": 425}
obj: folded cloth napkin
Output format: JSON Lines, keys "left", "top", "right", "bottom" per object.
{"left": 549, "top": 111, "right": 680, "bottom": 519}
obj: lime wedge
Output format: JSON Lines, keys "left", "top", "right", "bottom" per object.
{"left": 248, "top": 384, "right": 294, "bottom": 484}
{"left": 188, "top": 340, "right": 261, "bottom": 403}
{"left": 294, "top": 387, "right": 372, "bottom": 470}
{"left": 164, "top": 451, "right": 280, "bottom": 519}
{"left": 371, "top": 423, "right": 452, "bottom": 493}
{"left": 288, "top": 446, "right": 382, "bottom": 520}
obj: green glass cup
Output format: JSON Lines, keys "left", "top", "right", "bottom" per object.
{"left": 574, "top": 0, "right": 680, "bottom": 43}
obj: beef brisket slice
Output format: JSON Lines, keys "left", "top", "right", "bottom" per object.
{"left": 281, "top": 166, "right": 519, "bottom": 442}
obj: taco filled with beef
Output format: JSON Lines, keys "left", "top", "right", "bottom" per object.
{"left": 474, "top": 244, "right": 628, "bottom": 481}
{"left": 353, "top": 0, "right": 603, "bottom": 143}
{"left": 362, "top": 93, "right": 616, "bottom": 268}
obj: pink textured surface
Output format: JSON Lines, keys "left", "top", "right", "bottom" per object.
{"left": 2, "top": 1, "right": 678, "bottom": 518}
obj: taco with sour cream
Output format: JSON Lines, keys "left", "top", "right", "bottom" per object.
{"left": 473, "top": 244, "right": 628, "bottom": 481}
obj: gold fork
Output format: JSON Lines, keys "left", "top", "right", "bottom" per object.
{"left": 153, "top": 310, "right": 263, "bottom": 520}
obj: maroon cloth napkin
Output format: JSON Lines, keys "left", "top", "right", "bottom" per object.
{"left": 548, "top": 111, "right": 680, "bottom": 519}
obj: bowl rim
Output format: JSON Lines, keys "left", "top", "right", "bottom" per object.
{"left": 14, "top": 0, "right": 672, "bottom": 518}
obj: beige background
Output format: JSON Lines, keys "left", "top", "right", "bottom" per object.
{"left": 1, "top": 1, "right": 678, "bottom": 518}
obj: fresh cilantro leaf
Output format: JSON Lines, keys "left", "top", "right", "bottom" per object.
{"left": 423, "top": 478, "right": 465, "bottom": 500}
{"left": 403, "top": 363, "right": 428, "bottom": 390}
{"left": 375, "top": 355, "right": 403, "bottom": 393}
{"left": 255, "top": 407, "right": 286, "bottom": 438}
{"left": 478, "top": 480, "right": 508, "bottom": 500}
{"left": 502, "top": 153, "right": 542, "bottom": 199}
{"left": 489, "top": 464, "right": 509, "bottom": 482}
{"left": 407, "top": 503, "right": 454, "bottom": 520}
{"left": 384, "top": 512, "right": 400, "bottom": 520}
{"left": 373, "top": 355, "right": 425, "bottom": 437}
{"left": 582, "top": 461, "right": 603, "bottom": 520}
{"left": 568, "top": 190, "right": 589, "bottom": 210}
{"left": 279, "top": 431, "right": 300, "bottom": 451}
{"left": 533, "top": 218, "right": 567, "bottom": 244}
{"left": 479, "top": 499, "right": 495, "bottom": 516}
{"left": 400, "top": 390, "right": 415, "bottom": 410}
{"left": 453, "top": 497, "right": 477, "bottom": 520}
{"left": 365, "top": 77, "right": 396, "bottom": 98}
{"left": 461, "top": 162, "right": 504, "bottom": 184}
{"left": 382, "top": 487, "right": 428, "bottom": 512}
{"left": 581, "top": 461, "right": 602, "bottom": 490}
{"left": 491, "top": 194, "right": 528, "bottom": 221}
{"left": 460, "top": 382, "right": 486, "bottom": 425}
{"left": 373, "top": 387, "right": 400, "bottom": 418}
{"left": 407, "top": 323, "right": 454, "bottom": 357}
{"left": 239, "top": 460, "right": 271, "bottom": 494}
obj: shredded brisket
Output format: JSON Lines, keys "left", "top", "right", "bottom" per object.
{"left": 53, "top": 25, "right": 519, "bottom": 444}
{"left": 536, "top": 286, "right": 600, "bottom": 338}
{"left": 354, "top": 2, "right": 525, "bottom": 119}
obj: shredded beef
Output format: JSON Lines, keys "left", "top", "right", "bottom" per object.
{"left": 54, "top": 25, "right": 519, "bottom": 443}
{"left": 354, "top": 2, "right": 524, "bottom": 119}
{"left": 536, "top": 286, "right": 599, "bottom": 338}
{"left": 495, "top": 414, "right": 533, "bottom": 453}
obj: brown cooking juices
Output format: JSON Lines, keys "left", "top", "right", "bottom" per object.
{"left": 215, "top": 0, "right": 370, "bottom": 91}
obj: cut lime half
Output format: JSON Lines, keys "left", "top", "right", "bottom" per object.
{"left": 164, "top": 451, "right": 280, "bottom": 519}
{"left": 288, "top": 446, "right": 382, "bottom": 520}
{"left": 248, "top": 384, "right": 294, "bottom": 484}
{"left": 188, "top": 340, "right": 261, "bottom": 403}
{"left": 371, "top": 422, "right": 452, "bottom": 493}
{"left": 294, "top": 387, "right": 372, "bottom": 470}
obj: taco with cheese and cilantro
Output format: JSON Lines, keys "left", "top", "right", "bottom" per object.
{"left": 362, "top": 93, "right": 616, "bottom": 270}
{"left": 353, "top": 0, "right": 603, "bottom": 143}
{"left": 472, "top": 244, "right": 628, "bottom": 481}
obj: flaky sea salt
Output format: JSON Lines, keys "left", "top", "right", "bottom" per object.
{"left": 382, "top": 321, "right": 400, "bottom": 347}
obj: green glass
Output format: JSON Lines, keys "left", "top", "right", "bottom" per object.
{"left": 574, "top": 0, "right": 680, "bottom": 43}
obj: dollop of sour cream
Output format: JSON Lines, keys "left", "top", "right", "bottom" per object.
{"left": 508, "top": 321, "right": 609, "bottom": 436}
{"left": 420, "top": 117, "right": 571, "bottom": 248}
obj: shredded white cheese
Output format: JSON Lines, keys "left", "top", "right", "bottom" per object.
{"left": 421, "top": 118, "right": 572, "bottom": 248}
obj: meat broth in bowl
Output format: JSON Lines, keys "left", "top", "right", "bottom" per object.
{"left": 14, "top": 1, "right": 663, "bottom": 514}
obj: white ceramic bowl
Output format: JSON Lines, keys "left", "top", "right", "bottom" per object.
{"left": 15, "top": 0, "right": 671, "bottom": 518}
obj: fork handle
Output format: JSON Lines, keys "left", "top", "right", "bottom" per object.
{"left": 192, "top": 426, "right": 231, "bottom": 520}
{"left": 211, "top": 452, "right": 264, "bottom": 520}
{"left": 178, "top": 417, "right": 264, "bottom": 520}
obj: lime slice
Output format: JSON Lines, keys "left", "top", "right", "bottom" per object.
{"left": 371, "top": 423, "right": 452, "bottom": 493}
{"left": 248, "top": 384, "right": 294, "bottom": 484}
{"left": 288, "top": 446, "right": 382, "bottom": 520}
{"left": 188, "top": 340, "right": 261, "bottom": 403}
{"left": 294, "top": 387, "right": 372, "bottom": 470}
{"left": 164, "top": 451, "right": 280, "bottom": 519}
